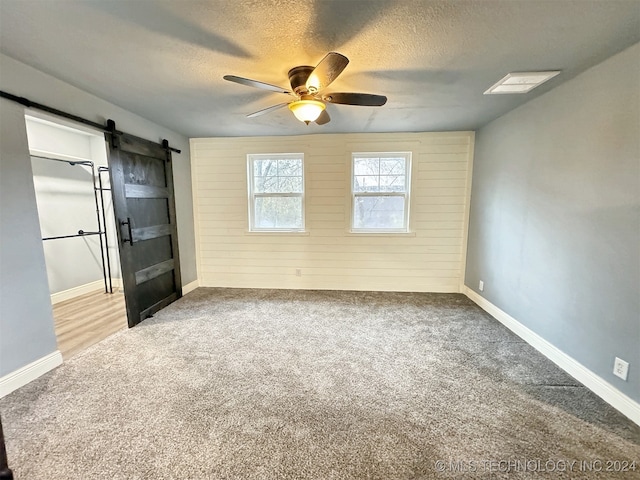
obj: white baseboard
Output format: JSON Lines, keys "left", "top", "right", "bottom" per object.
{"left": 464, "top": 287, "right": 640, "bottom": 426}
{"left": 0, "top": 351, "right": 63, "bottom": 398}
{"left": 182, "top": 279, "right": 199, "bottom": 295}
{"left": 51, "top": 278, "right": 123, "bottom": 305}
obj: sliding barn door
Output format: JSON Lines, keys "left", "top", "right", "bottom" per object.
{"left": 107, "top": 130, "right": 182, "bottom": 327}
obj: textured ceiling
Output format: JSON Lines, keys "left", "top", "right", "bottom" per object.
{"left": 1, "top": 0, "right": 639, "bottom": 138}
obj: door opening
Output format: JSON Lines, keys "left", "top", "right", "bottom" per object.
{"left": 25, "top": 113, "right": 127, "bottom": 359}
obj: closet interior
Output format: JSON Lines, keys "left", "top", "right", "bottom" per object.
{"left": 26, "top": 114, "right": 127, "bottom": 359}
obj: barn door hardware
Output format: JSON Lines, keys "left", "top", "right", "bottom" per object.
{"left": 120, "top": 217, "right": 134, "bottom": 245}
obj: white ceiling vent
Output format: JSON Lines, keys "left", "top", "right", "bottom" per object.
{"left": 484, "top": 71, "right": 561, "bottom": 94}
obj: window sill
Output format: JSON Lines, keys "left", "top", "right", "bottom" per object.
{"left": 244, "top": 230, "right": 310, "bottom": 236}
{"left": 346, "top": 230, "right": 416, "bottom": 237}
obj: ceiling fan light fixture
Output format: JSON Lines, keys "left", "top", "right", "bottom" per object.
{"left": 288, "top": 99, "right": 326, "bottom": 124}
{"left": 224, "top": 52, "right": 386, "bottom": 126}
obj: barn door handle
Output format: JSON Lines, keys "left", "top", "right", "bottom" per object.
{"left": 120, "top": 217, "right": 134, "bottom": 245}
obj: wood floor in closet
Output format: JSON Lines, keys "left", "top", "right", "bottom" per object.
{"left": 53, "top": 289, "right": 127, "bottom": 359}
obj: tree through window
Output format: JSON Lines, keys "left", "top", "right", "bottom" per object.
{"left": 351, "top": 153, "right": 411, "bottom": 232}
{"left": 248, "top": 154, "right": 304, "bottom": 231}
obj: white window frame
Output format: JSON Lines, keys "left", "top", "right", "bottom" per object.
{"left": 350, "top": 152, "right": 412, "bottom": 233}
{"left": 247, "top": 153, "right": 305, "bottom": 232}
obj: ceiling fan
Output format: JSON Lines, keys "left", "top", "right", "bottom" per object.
{"left": 223, "top": 52, "right": 387, "bottom": 125}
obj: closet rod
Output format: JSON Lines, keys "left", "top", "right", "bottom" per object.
{"left": 43, "top": 231, "right": 101, "bottom": 241}
{"left": 31, "top": 154, "right": 93, "bottom": 167}
{"left": 32, "top": 154, "right": 111, "bottom": 293}
{"left": 0, "top": 90, "right": 181, "bottom": 153}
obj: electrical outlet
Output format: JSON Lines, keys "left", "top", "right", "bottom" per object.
{"left": 479, "top": 280, "right": 484, "bottom": 292}
{"left": 613, "top": 357, "right": 629, "bottom": 381}
{"left": 295, "top": 269, "right": 302, "bottom": 277}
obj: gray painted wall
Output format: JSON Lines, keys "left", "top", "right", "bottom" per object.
{"left": 0, "top": 53, "right": 197, "bottom": 378}
{"left": 465, "top": 43, "right": 639, "bottom": 402}
{"left": 0, "top": 53, "right": 197, "bottom": 285}
{"left": 0, "top": 100, "right": 58, "bottom": 376}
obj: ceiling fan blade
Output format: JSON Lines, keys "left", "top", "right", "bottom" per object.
{"left": 305, "top": 52, "right": 349, "bottom": 93}
{"left": 223, "top": 75, "right": 292, "bottom": 95}
{"left": 322, "top": 92, "right": 387, "bottom": 107}
{"left": 315, "top": 109, "right": 331, "bottom": 125}
{"left": 246, "top": 102, "right": 289, "bottom": 118}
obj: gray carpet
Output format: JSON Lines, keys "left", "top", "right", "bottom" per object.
{"left": 2, "top": 288, "right": 639, "bottom": 479}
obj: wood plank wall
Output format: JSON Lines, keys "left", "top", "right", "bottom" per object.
{"left": 190, "top": 132, "right": 474, "bottom": 292}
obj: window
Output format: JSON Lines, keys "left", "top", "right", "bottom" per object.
{"left": 248, "top": 153, "right": 304, "bottom": 231}
{"left": 351, "top": 152, "right": 411, "bottom": 232}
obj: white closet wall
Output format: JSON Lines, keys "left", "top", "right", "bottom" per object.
{"left": 26, "top": 115, "right": 121, "bottom": 296}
